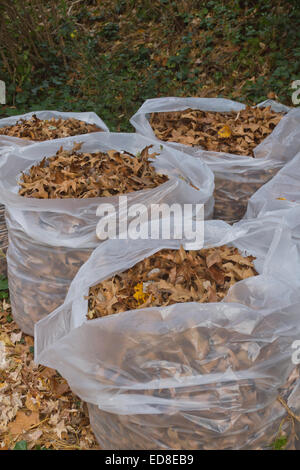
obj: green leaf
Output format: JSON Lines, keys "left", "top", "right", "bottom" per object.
{"left": 0, "top": 276, "right": 8, "bottom": 290}
{"left": 272, "top": 435, "right": 288, "bottom": 450}
{"left": 13, "top": 440, "right": 28, "bottom": 450}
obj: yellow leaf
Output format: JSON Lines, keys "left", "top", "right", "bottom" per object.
{"left": 218, "top": 125, "right": 232, "bottom": 138}
{"left": 133, "top": 282, "right": 148, "bottom": 304}
{"left": 277, "top": 197, "right": 286, "bottom": 200}
{"left": 0, "top": 334, "right": 13, "bottom": 347}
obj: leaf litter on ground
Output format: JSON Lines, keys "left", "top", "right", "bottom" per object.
{"left": 0, "top": 298, "right": 99, "bottom": 450}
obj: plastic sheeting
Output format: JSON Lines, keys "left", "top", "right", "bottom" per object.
{"left": 0, "top": 110, "right": 110, "bottom": 259}
{"left": 35, "top": 218, "right": 300, "bottom": 449}
{"left": 0, "top": 132, "right": 214, "bottom": 335}
{"left": 130, "top": 98, "right": 300, "bottom": 223}
{"left": 245, "top": 151, "right": 300, "bottom": 243}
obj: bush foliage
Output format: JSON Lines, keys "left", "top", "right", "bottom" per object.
{"left": 0, "top": 0, "right": 299, "bottom": 130}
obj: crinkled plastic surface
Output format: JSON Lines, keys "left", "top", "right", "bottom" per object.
{"left": 130, "top": 98, "right": 299, "bottom": 223}
{"left": 35, "top": 219, "right": 300, "bottom": 449}
{"left": 245, "top": 151, "right": 300, "bottom": 242}
{"left": 0, "top": 132, "right": 214, "bottom": 335}
{"left": 0, "top": 110, "right": 109, "bottom": 254}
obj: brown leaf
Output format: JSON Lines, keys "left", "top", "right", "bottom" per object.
{"left": 208, "top": 266, "right": 225, "bottom": 285}
{"left": 40, "top": 367, "right": 57, "bottom": 379}
{"left": 25, "top": 392, "right": 40, "bottom": 412}
{"left": 206, "top": 250, "right": 222, "bottom": 268}
{"left": 8, "top": 410, "right": 40, "bottom": 436}
{"left": 49, "top": 378, "right": 70, "bottom": 398}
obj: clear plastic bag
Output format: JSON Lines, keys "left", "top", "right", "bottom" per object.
{"left": 130, "top": 97, "right": 299, "bottom": 223}
{"left": 35, "top": 218, "right": 300, "bottom": 450}
{"left": 0, "top": 132, "right": 214, "bottom": 335}
{"left": 0, "top": 110, "right": 109, "bottom": 153}
{"left": 0, "top": 110, "right": 110, "bottom": 261}
{"left": 245, "top": 151, "right": 300, "bottom": 242}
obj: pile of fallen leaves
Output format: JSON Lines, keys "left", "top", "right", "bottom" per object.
{"left": 87, "top": 245, "right": 257, "bottom": 319}
{"left": 0, "top": 115, "right": 102, "bottom": 141}
{"left": 0, "top": 299, "right": 99, "bottom": 450}
{"left": 150, "top": 106, "right": 284, "bottom": 156}
{"left": 18, "top": 144, "right": 168, "bottom": 199}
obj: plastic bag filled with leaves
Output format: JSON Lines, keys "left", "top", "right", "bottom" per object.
{"left": 0, "top": 132, "right": 214, "bottom": 335}
{"left": 35, "top": 218, "right": 300, "bottom": 450}
{"left": 245, "top": 151, "right": 300, "bottom": 243}
{"left": 0, "top": 110, "right": 109, "bottom": 273}
{"left": 130, "top": 97, "right": 300, "bottom": 223}
{"left": 0, "top": 110, "right": 109, "bottom": 151}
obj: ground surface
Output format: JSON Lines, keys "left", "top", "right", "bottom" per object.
{"left": 0, "top": 298, "right": 99, "bottom": 450}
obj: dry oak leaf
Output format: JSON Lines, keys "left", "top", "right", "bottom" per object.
{"left": 39, "top": 367, "right": 57, "bottom": 379}
{"left": 10, "top": 332, "right": 22, "bottom": 344}
{"left": 8, "top": 410, "right": 40, "bottom": 436}
{"left": 49, "top": 377, "right": 70, "bottom": 398}
{"left": 53, "top": 420, "right": 68, "bottom": 439}
{"left": 26, "top": 428, "right": 43, "bottom": 444}
{"left": 206, "top": 250, "right": 222, "bottom": 268}
{"left": 25, "top": 392, "right": 40, "bottom": 412}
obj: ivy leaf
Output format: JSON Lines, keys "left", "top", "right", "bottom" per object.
{"left": 0, "top": 276, "right": 8, "bottom": 290}
{"left": 13, "top": 440, "right": 28, "bottom": 450}
{"left": 272, "top": 436, "right": 288, "bottom": 450}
